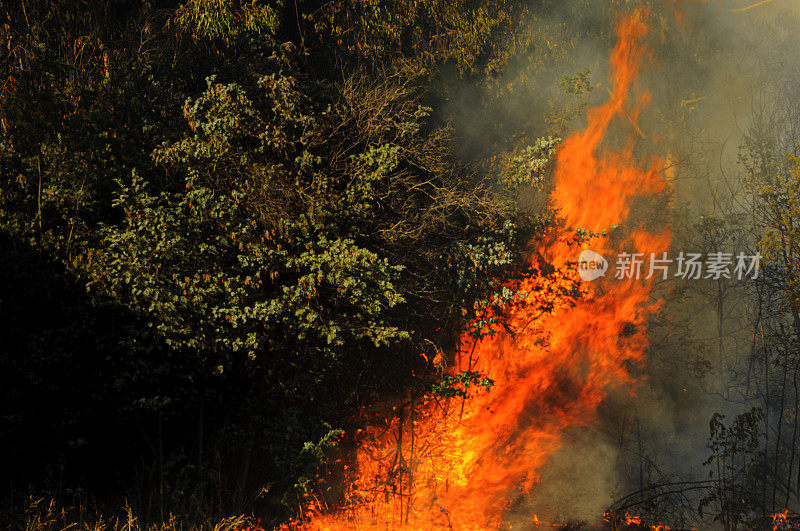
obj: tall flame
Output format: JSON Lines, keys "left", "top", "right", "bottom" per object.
{"left": 290, "top": 9, "right": 670, "bottom": 530}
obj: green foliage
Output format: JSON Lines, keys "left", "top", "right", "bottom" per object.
{"left": 500, "top": 137, "right": 561, "bottom": 190}
{"left": 306, "top": 0, "right": 521, "bottom": 73}
{"left": 753, "top": 153, "right": 800, "bottom": 301}
{"left": 92, "top": 166, "right": 407, "bottom": 363}
{"left": 284, "top": 427, "right": 345, "bottom": 505}
{"left": 430, "top": 371, "right": 494, "bottom": 398}
{"left": 85, "top": 48, "right": 421, "bottom": 368}
{"left": 173, "top": 0, "right": 283, "bottom": 40}
{"left": 547, "top": 68, "right": 594, "bottom": 134}
{"left": 450, "top": 219, "right": 528, "bottom": 338}
{"left": 574, "top": 225, "right": 616, "bottom": 244}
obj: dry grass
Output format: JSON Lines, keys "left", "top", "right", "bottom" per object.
{"left": 13, "top": 498, "right": 257, "bottom": 531}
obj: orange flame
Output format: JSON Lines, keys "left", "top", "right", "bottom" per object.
{"left": 773, "top": 509, "right": 790, "bottom": 530}
{"left": 288, "top": 9, "right": 669, "bottom": 530}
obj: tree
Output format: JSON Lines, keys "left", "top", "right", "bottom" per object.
{"left": 700, "top": 408, "right": 764, "bottom": 531}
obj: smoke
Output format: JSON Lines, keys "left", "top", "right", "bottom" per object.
{"left": 436, "top": 0, "right": 800, "bottom": 525}
{"left": 524, "top": 428, "right": 620, "bottom": 524}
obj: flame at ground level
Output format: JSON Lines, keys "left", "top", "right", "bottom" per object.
{"left": 288, "top": 9, "right": 670, "bottom": 530}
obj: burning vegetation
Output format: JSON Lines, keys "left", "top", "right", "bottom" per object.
{"left": 287, "top": 9, "right": 670, "bottom": 530}
{"left": 5, "top": 0, "right": 800, "bottom": 530}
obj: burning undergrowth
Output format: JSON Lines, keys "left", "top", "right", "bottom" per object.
{"left": 286, "top": 8, "right": 672, "bottom": 530}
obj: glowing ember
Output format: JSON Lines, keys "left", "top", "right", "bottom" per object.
{"left": 604, "top": 512, "right": 673, "bottom": 530}
{"left": 625, "top": 513, "right": 643, "bottom": 526}
{"left": 773, "top": 509, "right": 790, "bottom": 531}
{"left": 288, "top": 8, "right": 670, "bottom": 530}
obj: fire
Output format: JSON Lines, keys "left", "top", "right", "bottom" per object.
{"left": 625, "top": 513, "right": 642, "bottom": 526}
{"left": 288, "top": 9, "right": 670, "bottom": 530}
{"left": 604, "top": 512, "right": 672, "bottom": 530}
{"left": 773, "top": 509, "right": 790, "bottom": 530}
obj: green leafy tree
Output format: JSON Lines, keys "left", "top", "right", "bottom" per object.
{"left": 0, "top": 0, "right": 557, "bottom": 524}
